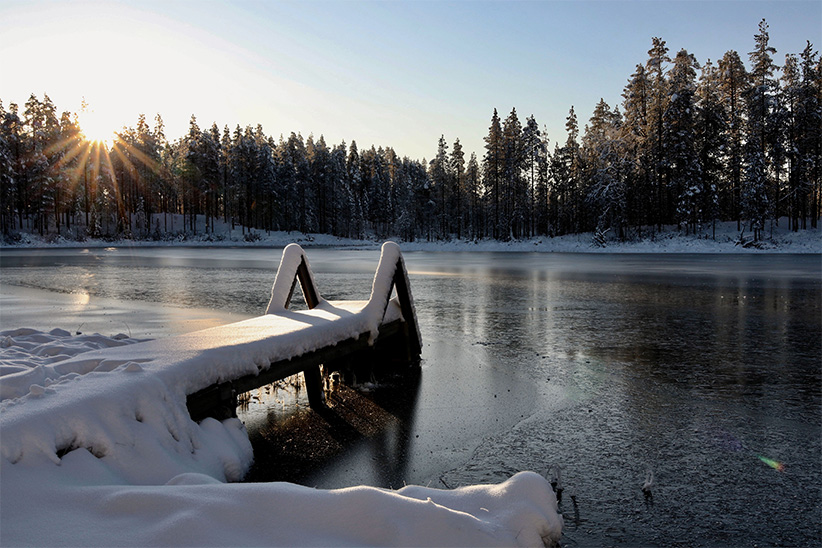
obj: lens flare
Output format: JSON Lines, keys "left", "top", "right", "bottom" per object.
{"left": 757, "top": 455, "right": 785, "bottom": 472}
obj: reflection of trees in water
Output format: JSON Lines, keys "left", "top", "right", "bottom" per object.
{"left": 242, "top": 368, "right": 421, "bottom": 488}
{"left": 237, "top": 375, "right": 305, "bottom": 411}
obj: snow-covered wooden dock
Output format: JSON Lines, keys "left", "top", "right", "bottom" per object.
{"left": 186, "top": 241, "right": 422, "bottom": 420}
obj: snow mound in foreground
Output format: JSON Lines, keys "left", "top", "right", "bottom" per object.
{"left": 0, "top": 327, "right": 150, "bottom": 400}
{"left": 1, "top": 462, "right": 562, "bottom": 547}
{"left": 0, "top": 328, "right": 563, "bottom": 547}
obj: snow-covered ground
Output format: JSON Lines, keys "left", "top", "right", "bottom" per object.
{"left": 0, "top": 243, "right": 563, "bottom": 547}
{"left": 3, "top": 216, "right": 820, "bottom": 253}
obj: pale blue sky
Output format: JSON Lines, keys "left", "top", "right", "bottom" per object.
{"left": 2, "top": 0, "right": 820, "bottom": 160}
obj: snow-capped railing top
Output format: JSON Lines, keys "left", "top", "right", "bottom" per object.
{"left": 364, "top": 241, "right": 422, "bottom": 354}
{"left": 266, "top": 243, "right": 323, "bottom": 313}
{"left": 265, "top": 241, "right": 421, "bottom": 355}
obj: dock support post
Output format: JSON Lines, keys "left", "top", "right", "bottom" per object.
{"left": 303, "top": 365, "right": 325, "bottom": 409}
{"left": 392, "top": 265, "right": 422, "bottom": 360}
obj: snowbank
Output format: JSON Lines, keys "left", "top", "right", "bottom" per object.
{"left": 1, "top": 455, "right": 561, "bottom": 547}
{"left": 0, "top": 327, "right": 150, "bottom": 400}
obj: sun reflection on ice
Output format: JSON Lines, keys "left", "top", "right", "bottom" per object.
{"left": 72, "top": 291, "right": 91, "bottom": 306}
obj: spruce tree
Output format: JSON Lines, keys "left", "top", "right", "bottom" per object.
{"left": 646, "top": 37, "right": 671, "bottom": 230}
{"left": 718, "top": 50, "right": 749, "bottom": 227}
{"left": 743, "top": 19, "right": 778, "bottom": 240}
{"left": 665, "top": 49, "right": 703, "bottom": 233}
{"left": 346, "top": 141, "right": 363, "bottom": 239}
{"left": 781, "top": 52, "right": 803, "bottom": 230}
{"left": 521, "top": 115, "right": 543, "bottom": 237}
{"left": 483, "top": 109, "right": 503, "bottom": 238}
{"left": 621, "top": 63, "right": 652, "bottom": 231}
{"left": 583, "top": 99, "right": 626, "bottom": 240}
{"left": 429, "top": 135, "right": 449, "bottom": 238}
{"left": 797, "top": 42, "right": 821, "bottom": 228}
{"left": 502, "top": 108, "right": 523, "bottom": 239}
{"left": 465, "top": 152, "right": 481, "bottom": 239}
{"left": 695, "top": 59, "right": 726, "bottom": 237}
{"left": 450, "top": 138, "right": 465, "bottom": 238}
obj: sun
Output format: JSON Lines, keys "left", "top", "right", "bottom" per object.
{"left": 78, "top": 106, "right": 115, "bottom": 147}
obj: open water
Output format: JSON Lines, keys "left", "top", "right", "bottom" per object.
{"left": 1, "top": 247, "right": 819, "bottom": 547}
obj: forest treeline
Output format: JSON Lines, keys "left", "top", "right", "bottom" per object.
{"left": 1, "top": 19, "right": 819, "bottom": 244}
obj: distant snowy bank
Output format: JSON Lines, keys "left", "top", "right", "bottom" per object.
{"left": 3, "top": 218, "right": 819, "bottom": 253}
{"left": 0, "top": 326, "right": 563, "bottom": 547}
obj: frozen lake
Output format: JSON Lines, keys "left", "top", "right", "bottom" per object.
{"left": 1, "top": 246, "right": 820, "bottom": 547}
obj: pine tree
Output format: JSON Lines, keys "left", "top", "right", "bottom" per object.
{"left": 220, "top": 125, "right": 232, "bottom": 228}
{"left": 283, "top": 132, "right": 310, "bottom": 233}
{"left": 646, "top": 37, "right": 671, "bottom": 230}
{"left": 621, "top": 63, "right": 652, "bottom": 231}
{"left": 465, "top": 152, "right": 481, "bottom": 239}
{"left": 695, "top": 59, "right": 726, "bottom": 237}
{"left": 152, "top": 114, "right": 172, "bottom": 234}
{"left": 450, "top": 138, "right": 465, "bottom": 238}
{"left": 328, "top": 142, "right": 348, "bottom": 237}
{"left": 665, "top": 49, "right": 703, "bottom": 233}
{"left": 781, "top": 52, "right": 803, "bottom": 230}
{"left": 254, "top": 126, "right": 278, "bottom": 233}
{"left": 483, "top": 109, "right": 503, "bottom": 238}
{"left": 346, "top": 141, "right": 364, "bottom": 239}
{"left": 429, "top": 135, "right": 449, "bottom": 238}
{"left": 203, "top": 123, "right": 223, "bottom": 234}
{"left": 0, "top": 101, "right": 22, "bottom": 235}
{"left": 0, "top": 101, "right": 10, "bottom": 236}
{"left": 583, "top": 99, "right": 627, "bottom": 240}
{"left": 55, "top": 110, "right": 83, "bottom": 235}
{"left": 365, "top": 145, "right": 391, "bottom": 238}
{"left": 22, "top": 94, "right": 62, "bottom": 236}
{"left": 797, "top": 42, "right": 821, "bottom": 228}
{"left": 718, "top": 50, "right": 749, "bottom": 227}
{"left": 743, "top": 19, "right": 778, "bottom": 240}
{"left": 228, "top": 125, "right": 253, "bottom": 233}
{"left": 182, "top": 115, "right": 203, "bottom": 233}
{"left": 309, "top": 135, "right": 331, "bottom": 234}
{"left": 502, "top": 108, "right": 523, "bottom": 239}
{"left": 549, "top": 106, "right": 583, "bottom": 235}
{"left": 535, "top": 126, "right": 551, "bottom": 236}
{"left": 521, "top": 115, "right": 544, "bottom": 237}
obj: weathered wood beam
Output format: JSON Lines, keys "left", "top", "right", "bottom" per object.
{"left": 186, "top": 320, "right": 406, "bottom": 420}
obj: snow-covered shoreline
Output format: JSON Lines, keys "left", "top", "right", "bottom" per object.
{"left": 3, "top": 219, "right": 820, "bottom": 254}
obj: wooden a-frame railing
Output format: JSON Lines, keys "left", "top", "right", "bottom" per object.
{"left": 186, "top": 242, "right": 422, "bottom": 421}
